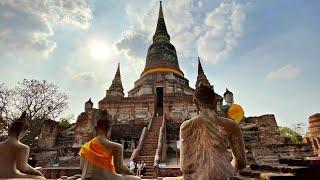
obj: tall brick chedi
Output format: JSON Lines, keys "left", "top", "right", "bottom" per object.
{"left": 99, "top": 1, "right": 196, "bottom": 123}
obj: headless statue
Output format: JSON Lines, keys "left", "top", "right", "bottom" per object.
{"left": 0, "top": 112, "right": 45, "bottom": 179}
{"left": 79, "top": 111, "right": 141, "bottom": 180}
{"left": 180, "top": 85, "right": 246, "bottom": 180}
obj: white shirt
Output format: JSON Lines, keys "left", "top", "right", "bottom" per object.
{"left": 129, "top": 161, "right": 136, "bottom": 170}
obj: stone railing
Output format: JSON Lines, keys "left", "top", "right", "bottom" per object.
{"left": 130, "top": 127, "right": 147, "bottom": 161}
{"left": 154, "top": 115, "right": 167, "bottom": 168}
{"left": 148, "top": 114, "right": 155, "bottom": 131}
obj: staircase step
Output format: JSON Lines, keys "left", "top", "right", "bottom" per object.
{"left": 140, "top": 154, "right": 155, "bottom": 156}
{"left": 143, "top": 146, "right": 157, "bottom": 148}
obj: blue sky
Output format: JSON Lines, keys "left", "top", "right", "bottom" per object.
{"left": 0, "top": 0, "right": 319, "bottom": 130}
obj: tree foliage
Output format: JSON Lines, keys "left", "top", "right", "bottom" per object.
{"left": 14, "top": 79, "right": 68, "bottom": 120}
{"left": 0, "top": 79, "right": 69, "bottom": 145}
{"left": 59, "top": 113, "right": 74, "bottom": 127}
{"left": 279, "top": 126, "right": 303, "bottom": 144}
{"left": 0, "top": 83, "right": 14, "bottom": 135}
{"left": 59, "top": 119, "right": 71, "bottom": 127}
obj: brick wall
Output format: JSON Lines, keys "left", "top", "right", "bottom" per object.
{"left": 38, "top": 120, "right": 59, "bottom": 149}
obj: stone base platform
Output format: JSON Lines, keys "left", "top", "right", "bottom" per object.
{"left": 237, "top": 157, "right": 320, "bottom": 179}
{"left": 41, "top": 167, "right": 81, "bottom": 179}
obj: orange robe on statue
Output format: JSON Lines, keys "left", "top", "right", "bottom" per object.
{"left": 227, "top": 103, "right": 245, "bottom": 124}
{"left": 79, "top": 137, "right": 116, "bottom": 174}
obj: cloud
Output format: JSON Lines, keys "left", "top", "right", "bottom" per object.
{"left": 121, "top": 1, "right": 248, "bottom": 63}
{"left": 115, "top": 29, "right": 149, "bottom": 59}
{"left": 266, "top": 64, "right": 300, "bottom": 80}
{"left": 0, "top": 0, "right": 92, "bottom": 58}
{"left": 197, "top": 2, "right": 248, "bottom": 63}
{"left": 72, "top": 72, "right": 96, "bottom": 84}
{"left": 114, "top": 29, "right": 149, "bottom": 79}
{"left": 123, "top": 0, "right": 197, "bottom": 59}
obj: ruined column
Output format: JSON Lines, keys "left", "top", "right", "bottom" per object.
{"left": 308, "top": 113, "right": 320, "bottom": 156}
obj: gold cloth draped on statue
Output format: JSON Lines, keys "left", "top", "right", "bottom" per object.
{"left": 227, "top": 104, "right": 244, "bottom": 124}
{"left": 180, "top": 118, "right": 234, "bottom": 180}
{"left": 79, "top": 137, "right": 116, "bottom": 174}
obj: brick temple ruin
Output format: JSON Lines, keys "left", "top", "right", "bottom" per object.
{"left": 33, "top": 2, "right": 320, "bottom": 179}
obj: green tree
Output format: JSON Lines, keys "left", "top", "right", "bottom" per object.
{"left": 59, "top": 114, "right": 74, "bottom": 127}
{"left": 59, "top": 119, "right": 71, "bottom": 127}
{"left": 279, "top": 126, "right": 303, "bottom": 144}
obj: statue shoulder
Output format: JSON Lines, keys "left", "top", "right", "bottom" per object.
{"left": 17, "top": 142, "right": 29, "bottom": 150}
{"left": 217, "top": 116, "right": 240, "bottom": 133}
{"left": 180, "top": 116, "right": 198, "bottom": 131}
{"left": 106, "top": 140, "right": 123, "bottom": 152}
{"left": 14, "top": 143, "right": 30, "bottom": 156}
{"left": 97, "top": 137, "right": 120, "bottom": 153}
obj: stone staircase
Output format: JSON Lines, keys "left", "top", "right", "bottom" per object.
{"left": 136, "top": 116, "right": 163, "bottom": 179}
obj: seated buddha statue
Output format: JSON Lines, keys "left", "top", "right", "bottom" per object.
{"left": 79, "top": 111, "right": 141, "bottom": 180}
{"left": 0, "top": 112, "right": 45, "bottom": 179}
{"left": 222, "top": 88, "right": 245, "bottom": 124}
{"left": 180, "top": 85, "right": 246, "bottom": 180}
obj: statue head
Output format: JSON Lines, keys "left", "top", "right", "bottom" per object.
{"left": 193, "top": 84, "right": 216, "bottom": 111}
{"left": 85, "top": 98, "right": 93, "bottom": 112}
{"left": 224, "top": 88, "right": 234, "bottom": 105}
{"left": 95, "top": 110, "right": 111, "bottom": 136}
{"left": 8, "top": 111, "right": 29, "bottom": 140}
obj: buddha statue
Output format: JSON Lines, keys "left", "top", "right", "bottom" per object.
{"left": 180, "top": 84, "right": 246, "bottom": 180}
{"left": 224, "top": 88, "right": 234, "bottom": 106}
{"left": 79, "top": 111, "right": 141, "bottom": 180}
{"left": 0, "top": 112, "right": 45, "bottom": 179}
{"left": 222, "top": 88, "right": 234, "bottom": 117}
{"left": 222, "top": 88, "right": 245, "bottom": 124}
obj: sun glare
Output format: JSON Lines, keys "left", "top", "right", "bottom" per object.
{"left": 89, "top": 41, "right": 109, "bottom": 61}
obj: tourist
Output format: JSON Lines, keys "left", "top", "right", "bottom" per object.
{"left": 140, "top": 161, "right": 146, "bottom": 177}
{"left": 79, "top": 111, "right": 141, "bottom": 180}
{"left": 136, "top": 161, "right": 141, "bottom": 176}
{"left": 180, "top": 84, "right": 246, "bottom": 180}
{"left": 136, "top": 161, "right": 146, "bottom": 177}
{"left": 129, "top": 159, "right": 136, "bottom": 173}
{"left": 28, "top": 154, "right": 37, "bottom": 168}
{"left": 0, "top": 112, "right": 45, "bottom": 179}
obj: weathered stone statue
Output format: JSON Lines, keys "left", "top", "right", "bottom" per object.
{"left": 79, "top": 111, "right": 141, "bottom": 180}
{"left": 307, "top": 113, "right": 320, "bottom": 156}
{"left": 180, "top": 85, "right": 246, "bottom": 180}
{"left": 0, "top": 112, "right": 45, "bottom": 179}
